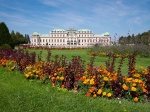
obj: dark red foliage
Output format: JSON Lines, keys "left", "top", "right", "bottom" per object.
{"left": 146, "top": 66, "right": 150, "bottom": 101}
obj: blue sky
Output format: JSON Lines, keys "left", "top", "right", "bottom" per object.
{"left": 0, "top": 0, "right": 150, "bottom": 41}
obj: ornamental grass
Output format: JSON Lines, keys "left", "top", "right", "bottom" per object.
{"left": 0, "top": 48, "right": 150, "bottom": 103}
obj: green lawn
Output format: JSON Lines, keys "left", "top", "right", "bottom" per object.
{"left": 0, "top": 66, "right": 150, "bottom": 112}
{"left": 28, "top": 49, "right": 150, "bottom": 75}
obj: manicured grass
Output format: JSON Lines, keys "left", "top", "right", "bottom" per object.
{"left": 28, "top": 49, "right": 150, "bottom": 75}
{"left": 0, "top": 66, "right": 150, "bottom": 112}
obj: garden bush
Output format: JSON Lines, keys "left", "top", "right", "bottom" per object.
{"left": 0, "top": 48, "right": 150, "bottom": 103}
{"left": 88, "top": 44, "right": 150, "bottom": 58}
{"left": 0, "top": 44, "right": 12, "bottom": 50}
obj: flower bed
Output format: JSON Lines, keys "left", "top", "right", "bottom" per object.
{"left": 0, "top": 48, "right": 150, "bottom": 103}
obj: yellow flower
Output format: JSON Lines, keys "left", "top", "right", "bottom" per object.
{"left": 131, "top": 87, "right": 137, "bottom": 91}
{"left": 54, "top": 73, "right": 57, "bottom": 76}
{"left": 59, "top": 76, "right": 64, "bottom": 81}
{"left": 25, "top": 74, "right": 29, "bottom": 79}
{"left": 56, "top": 76, "right": 60, "bottom": 80}
{"left": 125, "top": 78, "right": 132, "bottom": 83}
{"left": 133, "top": 79, "right": 139, "bottom": 83}
{"left": 28, "top": 72, "right": 32, "bottom": 75}
{"left": 30, "top": 73, "right": 34, "bottom": 77}
{"left": 107, "top": 92, "right": 112, "bottom": 98}
{"left": 133, "top": 97, "right": 138, "bottom": 102}
{"left": 52, "top": 83, "right": 56, "bottom": 87}
{"left": 83, "top": 80, "right": 88, "bottom": 84}
{"left": 102, "top": 92, "right": 107, "bottom": 96}
{"left": 103, "top": 77, "right": 109, "bottom": 81}
{"left": 51, "top": 77, "right": 56, "bottom": 80}
{"left": 90, "top": 79, "right": 95, "bottom": 85}
{"left": 84, "top": 71, "right": 88, "bottom": 75}
{"left": 83, "top": 79, "right": 89, "bottom": 84}
{"left": 97, "top": 89, "right": 102, "bottom": 95}
{"left": 32, "top": 69, "right": 36, "bottom": 73}
{"left": 132, "top": 83, "right": 137, "bottom": 87}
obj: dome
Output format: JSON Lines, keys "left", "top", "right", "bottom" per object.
{"left": 104, "top": 32, "right": 110, "bottom": 36}
{"left": 33, "top": 32, "right": 40, "bottom": 36}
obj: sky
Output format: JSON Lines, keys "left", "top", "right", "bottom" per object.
{"left": 0, "top": 0, "right": 150, "bottom": 41}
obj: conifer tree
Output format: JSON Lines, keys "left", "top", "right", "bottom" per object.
{"left": 0, "top": 22, "right": 12, "bottom": 47}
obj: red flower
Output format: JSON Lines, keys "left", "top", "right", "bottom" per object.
{"left": 75, "top": 77, "right": 80, "bottom": 81}
{"left": 135, "top": 93, "right": 139, "bottom": 97}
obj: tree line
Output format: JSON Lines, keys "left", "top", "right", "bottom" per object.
{"left": 0, "top": 22, "right": 30, "bottom": 48}
{"left": 118, "top": 30, "right": 150, "bottom": 45}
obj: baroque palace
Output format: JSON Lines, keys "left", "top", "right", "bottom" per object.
{"left": 31, "top": 28, "right": 111, "bottom": 48}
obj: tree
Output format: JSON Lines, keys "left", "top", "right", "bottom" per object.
{"left": 0, "top": 22, "right": 12, "bottom": 47}
{"left": 25, "top": 34, "right": 30, "bottom": 44}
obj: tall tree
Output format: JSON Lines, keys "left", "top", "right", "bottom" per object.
{"left": 25, "top": 34, "right": 30, "bottom": 44}
{"left": 0, "top": 22, "right": 12, "bottom": 46}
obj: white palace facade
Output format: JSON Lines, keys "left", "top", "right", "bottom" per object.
{"left": 31, "top": 28, "right": 111, "bottom": 48}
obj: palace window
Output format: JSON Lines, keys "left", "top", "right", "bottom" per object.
{"left": 71, "top": 40, "right": 73, "bottom": 45}
{"left": 67, "top": 40, "right": 70, "bottom": 45}
{"left": 74, "top": 40, "right": 77, "bottom": 45}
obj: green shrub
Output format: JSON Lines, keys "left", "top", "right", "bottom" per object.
{"left": 0, "top": 44, "right": 12, "bottom": 50}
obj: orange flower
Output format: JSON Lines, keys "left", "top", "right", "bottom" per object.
{"left": 10, "top": 66, "right": 15, "bottom": 71}
{"left": 84, "top": 71, "right": 88, "bottom": 75}
{"left": 122, "top": 84, "right": 129, "bottom": 91}
{"left": 40, "top": 75, "right": 44, "bottom": 80}
{"left": 80, "top": 76, "right": 86, "bottom": 82}
{"left": 54, "top": 73, "right": 57, "bottom": 76}
{"left": 87, "top": 66, "right": 92, "bottom": 70}
{"left": 85, "top": 92, "right": 91, "bottom": 97}
{"left": 142, "top": 88, "right": 147, "bottom": 93}
{"left": 93, "top": 94, "right": 97, "bottom": 98}
{"left": 134, "top": 73, "right": 140, "bottom": 78}
{"left": 133, "top": 97, "right": 138, "bottom": 102}
{"left": 61, "top": 84, "right": 65, "bottom": 88}
{"left": 89, "top": 86, "right": 95, "bottom": 93}
{"left": 2, "top": 62, "right": 6, "bottom": 67}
